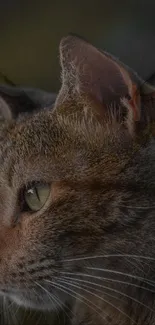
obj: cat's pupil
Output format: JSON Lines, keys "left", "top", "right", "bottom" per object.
{"left": 26, "top": 187, "right": 40, "bottom": 201}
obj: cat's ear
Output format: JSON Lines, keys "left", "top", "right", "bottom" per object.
{"left": 55, "top": 35, "right": 141, "bottom": 127}
{"left": 0, "top": 85, "right": 57, "bottom": 121}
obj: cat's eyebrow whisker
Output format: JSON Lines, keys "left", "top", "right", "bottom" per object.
{"left": 62, "top": 254, "right": 155, "bottom": 262}
{"left": 60, "top": 270, "right": 155, "bottom": 287}
{"left": 45, "top": 279, "right": 109, "bottom": 323}
{"left": 60, "top": 274, "right": 155, "bottom": 294}
{"left": 57, "top": 279, "right": 137, "bottom": 324}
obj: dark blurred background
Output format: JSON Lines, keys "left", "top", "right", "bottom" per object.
{"left": 0, "top": 0, "right": 155, "bottom": 324}
{"left": 0, "top": 0, "right": 155, "bottom": 92}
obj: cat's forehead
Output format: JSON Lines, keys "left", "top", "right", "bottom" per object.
{"left": 1, "top": 111, "right": 61, "bottom": 152}
{"left": 0, "top": 106, "right": 134, "bottom": 190}
{"left": 0, "top": 113, "right": 59, "bottom": 175}
{"left": 0, "top": 110, "right": 91, "bottom": 187}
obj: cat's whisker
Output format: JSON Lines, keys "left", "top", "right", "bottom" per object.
{"left": 59, "top": 275, "right": 155, "bottom": 320}
{"left": 62, "top": 254, "right": 155, "bottom": 262}
{"left": 3, "top": 296, "right": 11, "bottom": 325}
{"left": 23, "top": 296, "right": 40, "bottom": 325}
{"left": 33, "top": 313, "right": 43, "bottom": 325}
{"left": 61, "top": 274, "right": 155, "bottom": 294}
{"left": 50, "top": 292, "right": 70, "bottom": 324}
{"left": 5, "top": 302, "right": 11, "bottom": 325}
{"left": 10, "top": 301, "right": 21, "bottom": 325}
{"left": 113, "top": 248, "right": 151, "bottom": 272}
{"left": 0, "top": 298, "right": 4, "bottom": 325}
{"left": 51, "top": 289, "right": 73, "bottom": 324}
{"left": 4, "top": 299, "right": 10, "bottom": 325}
{"left": 1, "top": 298, "right": 6, "bottom": 325}
{"left": 19, "top": 305, "right": 28, "bottom": 325}
{"left": 61, "top": 276, "right": 125, "bottom": 304}
{"left": 118, "top": 204, "right": 155, "bottom": 210}
{"left": 36, "top": 281, "right": 75, "bottom": 322}
{"left": 57, "top": 278, "right": 137, "bottom": 324}
{"left": 87, "top": 267, "right": 155, "bottom": 286}
{"left": 60, "top": 270, "right": 155, "bottom": 288}
{"left": 117, "top": 252, "right": 150, "bottom": 277}
{"left": 59, "top": 277, "right": 155, "bottom": 314}
{"left": 35, "top": 281, "right": 62, "bottom": 323}
{"left": 45, "top": 279, "right": 110, "bottom": 323}
{"left": 53, "top": 291, "right": 75, "bottom": 324}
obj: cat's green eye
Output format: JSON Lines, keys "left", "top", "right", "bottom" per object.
{"left": 23, "top": 183, "right": 50, "bottom": 212}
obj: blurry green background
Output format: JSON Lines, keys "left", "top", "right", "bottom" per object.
{"left": 0, "top": 0, "right": 155, "bottom": 324}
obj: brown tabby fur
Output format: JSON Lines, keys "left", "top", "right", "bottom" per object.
{"left": 1, "top": 35, "right": 155, "bottom": 325}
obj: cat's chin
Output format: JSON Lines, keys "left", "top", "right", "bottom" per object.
{"left": 10, "top": 295, "right": 57, "bottom": 311}
{"left": 4, "top": 289, "right": 68, "bottom": 312}
{"left": 0, "top": 283, "right": 69, "bottom": 311}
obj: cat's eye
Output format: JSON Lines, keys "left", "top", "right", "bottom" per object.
{"left": 21, "top": 182, "right": 50, "bottom": 212}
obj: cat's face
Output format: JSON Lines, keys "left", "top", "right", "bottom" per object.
{"left": 0, "top": 35, "right": 155, "bottom": 314}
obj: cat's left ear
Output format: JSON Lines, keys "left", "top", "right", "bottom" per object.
{"left": 55, "top": 35, "right": 143, "bottom": 131}
{"left": 0, "top": 85, "right": 57, "bottom": 121}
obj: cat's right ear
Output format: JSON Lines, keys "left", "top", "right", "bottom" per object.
{"left": 0, "top": 85, "right": 57, "bottom": 121}
{"left": 55, "top": 35, "right": 142, "bottom": 131}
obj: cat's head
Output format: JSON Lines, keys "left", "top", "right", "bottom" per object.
{"left": 0, "top": 35, "right": 155, "bottom": 314}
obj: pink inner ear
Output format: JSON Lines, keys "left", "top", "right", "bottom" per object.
{"left": 59, "top": 35, "right": 130, "bottom": 106}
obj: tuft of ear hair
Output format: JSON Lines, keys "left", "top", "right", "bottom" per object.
{"left": 55, "top": 34, "right": 155, "bottom": 135}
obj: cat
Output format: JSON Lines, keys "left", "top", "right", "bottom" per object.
{"left": 1, "top": 34, "right": 155, "bottom": 325}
